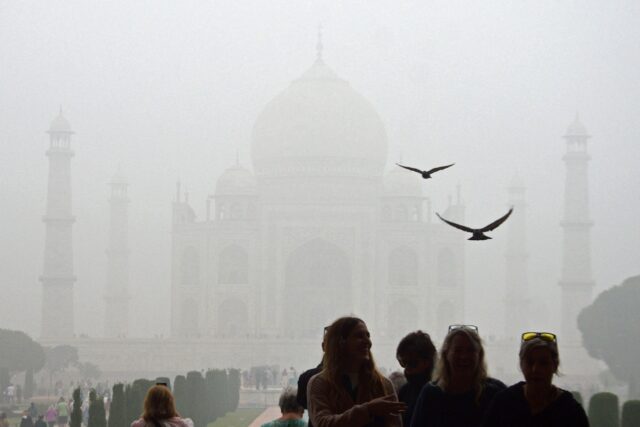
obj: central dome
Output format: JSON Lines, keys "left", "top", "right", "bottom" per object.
{"left": 251, "top": 58, "right": 388, "bottom": 177}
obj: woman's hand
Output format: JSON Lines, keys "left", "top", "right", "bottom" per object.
{"left": 366, "top": 394, "right": 407, "bottom": 416}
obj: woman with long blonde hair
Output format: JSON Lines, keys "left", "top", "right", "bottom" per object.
{"left": 410, "top": 325, "right": 505, "bottom": 427}
{"left": 307, "top": 316, "right": 405, "bottom": 427}
{"left": 130, "top": 385, "right": 193, "bottom": 427}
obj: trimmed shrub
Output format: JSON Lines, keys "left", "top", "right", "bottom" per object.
{"left": 571, "top": 391, "right": 584, "bottom": 407}
{"left": 622, "top": 400, "right": 640, "bottom": 427}
{"left": 588, "top": 392, "right": 619, "bottom": 427}
{"left": 227, "top": 369, "right": 241, "bottom": 412}
{"left": 107, "top": 384, "right": 126, "bottom": 427}
{"left": 70, "top": 388, "right": 83, "bottom": 427}
{"left": 173, "top": 375, "right": 187, "bottom": 416}
{"left": 186, "top": 371, "right": 207, "bottom": 427}
{"left": 88, "top": 389, "right": 107, "bottom": 427}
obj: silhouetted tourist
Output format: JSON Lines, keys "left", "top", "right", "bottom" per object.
{"left": 19, "top": 411, "right": 34, "bottom": 427}
{"left": 482, "top": 332, "right": 589, "bottom": 426}
{"left": 34, "top": 415, "right": 47, "bottom": 427}
{"left": 307, "top": 316, "right": 405, "bottom": 427}
{"left": 410, "top": 325, "right": 505, "bottom": 427}
{"left": 297, "top": 327, "right": 327, "bottom": 427}
{"left": 261, "top": 387, "right": 307, "bottom": 427}
{"left": 396, "top": 330, "right": 437, "bottom": 427}
{"left": 28, "top": 403, "right": 38, "bottom": 420}
{"left": 130, "top": 385, "right": 194, "bottom": 427}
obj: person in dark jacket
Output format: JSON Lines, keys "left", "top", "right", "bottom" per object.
{"left": 410, "top": 325, "right": 506, "bottom": 427}
{"left": 297, "top": 327, "right": 327, "bottom": 427}
{"left": 34, "top": 415, "right": 47, "bottom": 427}
{"left": 395, "top": 330, "right": 437, "bottom": 427}
{"left": 19, "top": 411, "right": 34, "bottom": 427}
{"left": 482, "top": 332, "right": 589, "bottom": 427}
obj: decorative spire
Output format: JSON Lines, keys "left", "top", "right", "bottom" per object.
{"left": 316, "top": 24, "right": 324, "bottom": 62}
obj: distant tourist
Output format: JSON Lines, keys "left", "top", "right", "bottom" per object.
{"left": 0, "top": 412, "right": 9, "bottom": 427}
{"left": 19, "top": 411, "right": 34, "bottom": 427}
{"left": 130, "top": 384, "right": 194, "bottom": 427}
{"left": 261, "top": 388, "right": 307, "bottom": 427}
{"left": 34, "top": 415, "right": 47, "bottom": 427}
{"left": 45, "top": 405, "right": 57, "bottom": 427}
{"left": 482, "top": 332, "right": 589, "bottom": 426}
{"left": 297, "top": 327, "right": 326, "bottom": 427}
{"left": 28, "top": 402, "right": 38, "bottom": 420}
{"left": 410, "top": 325, "right": 505, "bottom": 427}
{"left": 307, "top": 316, "right": 405, "bottom": 427}
{"left": 396, "top": 330, "right": 437, "bottom": 427}
{"left": 56, "top": 397, "right": 69, "bottom": 427}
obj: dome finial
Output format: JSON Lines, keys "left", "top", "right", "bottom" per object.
{"left": 316, "top": 24, "right": 323, "bottom": 62}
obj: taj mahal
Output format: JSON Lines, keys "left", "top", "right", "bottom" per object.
{"left": 37, "top": 46, "right": 601, "bottom": 390}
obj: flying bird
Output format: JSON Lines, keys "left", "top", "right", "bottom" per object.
{"left": 436, "top": 208, "right": 513, "bottom": 240}
{"left": 396, "top": 163, "right": 455, "bottom": 179}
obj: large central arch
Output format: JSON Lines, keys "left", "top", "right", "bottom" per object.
{"left": 284, "top": 239, "right": 352, "bottom": 338}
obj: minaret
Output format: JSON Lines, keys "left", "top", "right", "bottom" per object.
{"left": 504, "top": 175, "right": 529, "bottom": 338}
{"left": 40, "top": 109, "right": 76, "bottom": 338}
{"left": 104, "top": 169, "right": 130, "bottom": 338}
{"left": 559, "top": 115, "right": 594, "bottom": 343}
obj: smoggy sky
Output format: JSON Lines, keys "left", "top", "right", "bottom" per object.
{"left": 0, "top": 1, "right": 639, "bottom": 339}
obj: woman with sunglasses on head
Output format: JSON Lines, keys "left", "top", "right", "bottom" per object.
{"left": 410, "top": 325, "right": 506, "bottom": 427}
{"left": 482, "top": 332, "right": 588, "bottom": 427}
{"left": 307, "top": 316, "right": 406, "bottom": 427}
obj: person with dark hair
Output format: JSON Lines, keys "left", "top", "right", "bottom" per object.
{"left": 34, "top": 415, "right": 47, "bottom": 427}
{"left": 130, "top": 385, "right": 193, "bottom": 427}
{"left": 19, "top": 411, "right": 34, "bottom": 427}
{"left": 396, "top": 330, "right": 437, "bottom": 426}
{"left": 297, "top": 327, "right": 327, "bottom": 427}
{"left": 482, "top": 332, "right": 589, "bottom": 426}
{"left": 410, "top": 325, "right": 505, "bottom": 427}
{"left": 0, "top": 413, "right": 9, "bottom": 427}
{"left": 307, "top": 316, "right": 405, "bottom": 427}
{"left": 261, "top": 387, "right": 307, "bottom": 427}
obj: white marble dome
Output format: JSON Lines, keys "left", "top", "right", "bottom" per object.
{"left": 251, "top": 58, "right": 388, "bottom": 177}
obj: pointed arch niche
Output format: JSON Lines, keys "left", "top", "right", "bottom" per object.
{"left": 284, "top": 239, "right": 352, "bottom": 338}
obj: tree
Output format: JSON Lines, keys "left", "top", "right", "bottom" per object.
{"left": 24, "top": 369, "right": 35, "bottom": 399}
{"left": 44, "top": 345, "right": 79, "bottom": 395}
{"left": 77, "top": 362, "right": 101, "bottom": 381}
{"left": 127, "top": 379, "right": 153, "bottom": 424}
{"left": 70, "top": 387, "right": 83, "bottom": 427}
{"left": 0, "top": 329, "right": 45, "bottom": 392}
{"left": 107, "top": 384, "right": 126, "bottom": 427}
{"left": 588, "top": 392, "right": 619, "bottom": 427}
{"left": 227, "top": 369, "right": 241, "bottom": 412}
{"left": 578, "top": 274, "right": 640, "bottom": 398}
{"left": 173, "top": 375, "right": 187, "bottom": 416}
{"left": 622, "top": 400, "right": 640, "bottom": 427}
{"left": 88, "top": 389, "right": 107, "bottom": 427}
{"left": 186, "top": 371, "right": 206, "bottom": 427}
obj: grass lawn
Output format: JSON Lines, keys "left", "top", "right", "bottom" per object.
{"left": 207, "top": 408, "right": 265, "bottom": 427}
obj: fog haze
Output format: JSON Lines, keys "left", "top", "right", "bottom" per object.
{"left": 1, "top": 1, "right": 639, "bottom": 339}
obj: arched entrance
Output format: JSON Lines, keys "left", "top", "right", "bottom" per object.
{"left": 284, "top": 239, "right": 352, "bottom": 338}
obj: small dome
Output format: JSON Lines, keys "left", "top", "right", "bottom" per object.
{"left": 565, "top": 114, "right": 588, "bottom": 137}
{"left": 110, "top": 169, "right": 128, "bottom": 185}
{"left": 215, "top": 164, "right": 256, "bottom": 196}
{"left": 48, "top": 110, "right": 73, "bottom": 133}
{"left": 384, "top": 166, "right": 423, "bottom": 197}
